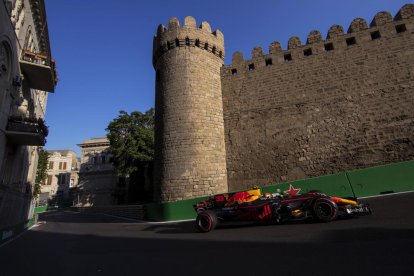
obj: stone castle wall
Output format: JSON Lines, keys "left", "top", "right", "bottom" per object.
{"left": 153, "top": 17, "right": 228, "bottom": 202}
{"left": 221, "top": 5, "right": 414, "bottom": 191}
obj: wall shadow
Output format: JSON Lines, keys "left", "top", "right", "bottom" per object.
{"left": 38, "top": 210, "right": 143, "bottom": 224}
{"left": 0, "top": 225, "right": 413, "bottom": 276}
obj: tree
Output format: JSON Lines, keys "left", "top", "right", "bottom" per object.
{"left": 34, "top": 149, "right": 49, "bottom": 199}
{"left": 106, "top": 109, "right": 155, "bottom": 203}
{"left": 106, "top": 108, "right": 154, "bottom": 175}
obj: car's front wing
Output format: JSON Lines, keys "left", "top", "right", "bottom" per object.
{"left": 342, "top": 204, "right": 372, "bottom": 216}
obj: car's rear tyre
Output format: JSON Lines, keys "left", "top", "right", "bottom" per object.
{"left": 312, "top": 198, "right": 338, "bottom": 222}
{"left": 196, "top": 210, "right": 218, "bottom": 233}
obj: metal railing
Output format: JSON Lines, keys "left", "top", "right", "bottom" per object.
{"left": 7, "top": 116, "right": 48, "bottom": 137}
{"left": 20, "top": 50, "right": 54, "bottom": 67}
{"left": 20, "top": 50, "right": 58, "bottom": 84}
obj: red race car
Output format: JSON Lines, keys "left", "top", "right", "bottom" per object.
{"left": 193, "top": 187, "right": 371, "bottom": 232}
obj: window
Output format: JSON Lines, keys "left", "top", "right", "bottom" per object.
{"left": 58, "top": 162, "right": 67, "bottom": 170}
{"left": 219, "top": 51, "right": 223, "bottom": 58}
{"left": 265, "top": 58, "right": 272, "bottom": 66}
{"left": 195, "top": 39, "right": 200, "bottom": 47}
{"left": 303, "top": 48, "right": 312, "bottom": 56}
{"left": 204, "top": 42, "right": 209, "bottom": 50}
{"left": 185, "top": 37, "right": 190, "bottom": 46}
{"left": 48, "top": 161, "right": 54, "bottom": 169}
{"left": 175, "top": 38, "right": 180, "bottom": 47}
{"left": 284, "top": 53, "right": 292, "bottom": 61}
{"left": 396, "top": 24, "right": 407, "bottom": 33}
{"left": 58, "top": 174, "right": 66, "bottom": 185}
{"left": 231, "top": 69, "right": 237, "bottom": 75}
{"left": 47, "top": 175, "right": 52, "bottom": 185}
{"left": 346, "top": 37, "right": 356, "bottom": 46}
{"left": 324, "top": 43, "right": 334, "bottom": 51}
{"left": 248, "top": 64, "right": 254, "bottom": 71}
{"left": 370, "top": 31, "right": 381, "bottom": 40}
{"left": 212, "top": 46, "right": 216, "bottom": 54}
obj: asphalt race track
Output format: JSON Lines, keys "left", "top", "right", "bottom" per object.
{"left": 1, "top": 192, "right": 413, "bottom": 276}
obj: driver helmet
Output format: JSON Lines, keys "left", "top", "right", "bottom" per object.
{"left": 263, "top": 192, "right": 271, "bottom": 198}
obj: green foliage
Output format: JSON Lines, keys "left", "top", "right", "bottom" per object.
{"left": 106, "top": 108, "right": 155, "bottom": 176}
{"left": 34, "top": 149, "right": 49, "bottom": 198}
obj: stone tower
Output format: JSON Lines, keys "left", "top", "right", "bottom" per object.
{"left": 152, "top": 16, "right": 228, "bottom": 202}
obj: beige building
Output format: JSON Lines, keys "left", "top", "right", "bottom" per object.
{"left": 41, "top": 150, "right": 79, "bottom": 204}
{"left": 77, "top": 137, "right": 119, "bottom": 206}
{"left": 0, "top": 0, "right": 57, "bottom": 227}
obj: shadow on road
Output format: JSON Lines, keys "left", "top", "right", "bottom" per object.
{"left": 1, "top": 224, "right": 413, "bottom": 276}
{"left": 1, "top": 191, "right": 410, "bottom": 275}
{"left": 38, "top": 210, "right": 143, "bottom": 224}
{"left": 142, "top": 221, "right": 197, "bottom": 234}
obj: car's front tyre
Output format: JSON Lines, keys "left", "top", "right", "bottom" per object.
{"left": 312, "top": 198, "right": 338, "bottom": 222}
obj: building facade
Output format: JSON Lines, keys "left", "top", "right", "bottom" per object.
{"left": 0, "top": 0, "right": 57, "bottom": 226}
{"left": 77, "top": 137, "right": 118, "bottom": 206}
{"left": 153, "top": 4, "right": 414, "bottom": 202}
{"left": 41, "top": 150, "right": 79, "bottom": 205}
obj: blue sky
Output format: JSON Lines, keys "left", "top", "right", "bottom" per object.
{"left": 43, "top": 0, "right": 411, "bottom": 156}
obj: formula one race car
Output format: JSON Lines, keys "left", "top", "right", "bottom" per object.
{"left": 193, "top": 187, "right": 371, "bottom": 232}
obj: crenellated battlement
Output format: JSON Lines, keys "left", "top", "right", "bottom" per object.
{"left": 152, "top": 16, "right": 225, "bottom": 68}
{"left": 154, "top": 4, "right": 414, "bottom": 200}
{"left": 153, "top": 16, "right": 228, "bottom": 202}
{"left": 224, "top": 4, "right": 414, "bottom": 74}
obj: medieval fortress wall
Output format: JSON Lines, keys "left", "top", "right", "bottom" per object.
{"left": 153, "top": 17, "right": 228, "bottom": 202}
{"left": 222, "top": 5, "right": 414, "bottom": 191}
{"left": 154, "top": 4, "right": 414, "bottom": 202}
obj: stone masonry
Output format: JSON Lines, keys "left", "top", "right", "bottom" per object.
{"left": 153, "top": 4, "right": 414, "bottom": 201}
{"left": 153, "top": 16, "right": 228, "bottom": 202}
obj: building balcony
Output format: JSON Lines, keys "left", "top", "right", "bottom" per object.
{"left": 5, "top": 116, "right": 48, "bottom": 146}
{"left": 19, "top": 50, "right": 58, "bottom": 92}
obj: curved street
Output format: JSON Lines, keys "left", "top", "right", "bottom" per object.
{"left": 1, "top": 192, "right": 414, "bottom": 276}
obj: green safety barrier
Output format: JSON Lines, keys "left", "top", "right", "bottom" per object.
{"left": 0, "top": 217, "right": 36, "bottom": 247}
{"left": 347, "top": 159, "right": 414, "bottom": 198}
{"left": 261, "top": 172, "right": 355, "bottom": 198}
{"left": 145, "top": 159, "right": 414, "bottom": 221}
{"left": 146, "top": 196, "right": 209, "bottom": 221}
{"left": 34, "top": 205, "right": 48, "bottom": 213}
